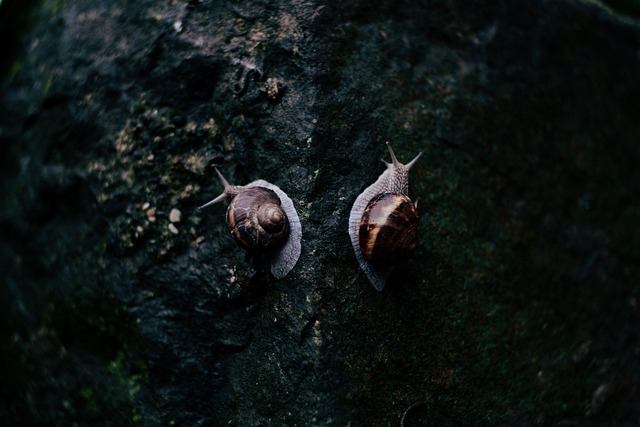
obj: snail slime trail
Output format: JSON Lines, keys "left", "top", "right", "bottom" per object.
{"left": 348, "top": 142, "right": 421, "bottom": 291}
{"left": 199, "top": 168, "right": 302, "bottom": 279}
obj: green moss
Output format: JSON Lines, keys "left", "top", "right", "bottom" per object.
{"left": 43, "top": 0, "right": 67, "bottom": 14}
{"left": 43, "top": 74, "right": 53, "bottom": 94}
{"left": 8, "top": 60, "right": 23, "bottom": 81}
{"left": 132, "top": 102, "right": 147, "bottom": 114}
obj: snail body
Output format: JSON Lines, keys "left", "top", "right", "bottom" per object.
{"left": 199, "top": 169, "right": 302, "bottom": 279}
{"left": 348, "top": 142, "right": 421, "bottom": 291}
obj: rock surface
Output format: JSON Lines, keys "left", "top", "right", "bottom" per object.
{"left": 1, "top": 0, "right": 640, "bottom": 425}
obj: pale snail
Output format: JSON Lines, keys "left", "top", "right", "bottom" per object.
{"left": 199, "top": 168, "right": 302, "bottom": 279}
{"left": 348, "top": 142, "right": 422, "bottom": 291}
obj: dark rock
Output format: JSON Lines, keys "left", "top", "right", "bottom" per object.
{"left": 2, "top": 0, "right": 640, "bottom": 425}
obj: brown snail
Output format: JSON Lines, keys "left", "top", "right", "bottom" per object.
{"left": 199, "top": 168, "right": 302, "bottom": 279}
{"left": 348, "top": 142, "right": 422, "bottom": 291}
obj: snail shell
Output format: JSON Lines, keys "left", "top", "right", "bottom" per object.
{"left": 199, "top": 168, "right": 302, "bottom": 279}
{"left": 359, "top": 192, "right": 419, "bottom": 266}
{"left": 226, "top": 186, "right": 289, "bottom": 253}
{"left": 348, "top": 142, "right": 422, "bottom": 291}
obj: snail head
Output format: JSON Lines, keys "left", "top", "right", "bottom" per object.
{"left": 198, "top": 168, "right": 243, "bottom": 209}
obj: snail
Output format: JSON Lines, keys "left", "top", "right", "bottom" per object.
{"left": 348, "top": 142, "right": 422, "bottom": 291}
{"left": 199, "top": 168, "right": 302, "bottom": 279}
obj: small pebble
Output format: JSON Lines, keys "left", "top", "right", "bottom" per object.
{"left": 169, "top": 208, "right": 182, "bottom": 223}
{"left": 192, "top": 236, "right": 205, "bottom": 248}
{"left": 142, "top": 202, "right": 150, "bottom": 211}
{"left": 185, "top": 121, "right": 197, "bottom": 133}
{"left": 146, "top": 207, "right": 156, "bottom": 222}
{"left": 168, "top": 223, "right": 179, "bottom": 235}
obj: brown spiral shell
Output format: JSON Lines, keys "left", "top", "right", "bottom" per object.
{"left": 348, "top": 142, "right": 422, "bottom": 291}
{"left": 358, "top": 192, "right": 419, "bottom": 267}
{"left": 226, "top": 186, "right": 289, "bottom": 253}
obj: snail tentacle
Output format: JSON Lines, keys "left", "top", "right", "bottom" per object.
{"left": 198, "top": 168, "right": 240, "bottom": 209}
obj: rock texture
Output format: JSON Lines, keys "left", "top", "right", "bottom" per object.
{"left": 2, "top": 0, "right": 640, "bottom": 425}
